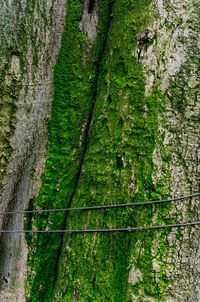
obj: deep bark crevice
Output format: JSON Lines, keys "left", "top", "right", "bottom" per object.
{"left": 88, "top": 0, "right": 95, "bottom": 14}
{"left": 51, "top": 2, "right": 115, "bottom": 294}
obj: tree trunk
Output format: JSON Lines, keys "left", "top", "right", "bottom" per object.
{"left": 0, "top": 0, "right": 199, "bottom": 301}
{"left": 0, "top": 1, "right": 66, "bottom": 301}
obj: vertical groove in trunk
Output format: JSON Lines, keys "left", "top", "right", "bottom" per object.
{"left": 0, "top": 0, "right": 199, "bottom": 301}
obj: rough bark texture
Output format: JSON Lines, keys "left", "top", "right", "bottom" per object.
{"left": 51, "top": 1, "right": 200, "bottom": 301}
{"left": 0, "top": 0, "right": 66, "bottom": 301}
{"left": 0, "top": 0, "right": 199, "bottom": 301}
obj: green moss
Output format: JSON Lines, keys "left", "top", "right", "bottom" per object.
{"left": 26, "top": 0, "right": 174, "bottom": 301}
{"left": 25, "top": 0, "right": 114, "bottom": 301}
{"left": 51, "top": 0, "right": 172, "bottom": 301}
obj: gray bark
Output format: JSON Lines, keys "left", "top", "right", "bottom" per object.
{"left": 0, "top": 1, "right": 66, "bottom": 301}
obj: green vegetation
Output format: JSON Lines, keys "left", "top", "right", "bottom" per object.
{"left": 26, "top": 0, "right": 173, "bottom": 301}
{"left": 25, "top": 0, "right": 114, "bottom": 301}
{"left": 52, "top": 0, "right": 173, "bottom": 301}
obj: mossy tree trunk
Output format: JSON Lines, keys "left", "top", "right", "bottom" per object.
{"left": 0, "top": 0, "right": 199, "bottom": 301}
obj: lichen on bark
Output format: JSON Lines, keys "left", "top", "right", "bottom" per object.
{"left": 0, "top": 0, "right": 66, "bottom": 301}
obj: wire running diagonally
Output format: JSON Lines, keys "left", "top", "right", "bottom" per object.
{"left": 0, "top": 193, "right": 199, "bottom": 233}
{"left": 0, "top": 193, "right": 199, "bottom": 216}
{"left": 0, "top": 221, "right": 200, "bottom": 233}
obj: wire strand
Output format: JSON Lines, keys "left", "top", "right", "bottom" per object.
{"left": 0, "top": 193, "right": 199, "bottom": 215}
{"left": 0, "top": 221, "right": 200, "bottom": 233}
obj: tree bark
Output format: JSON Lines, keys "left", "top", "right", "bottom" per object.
{"left": 0, "top": 0, "right": 199, "bottom": 301}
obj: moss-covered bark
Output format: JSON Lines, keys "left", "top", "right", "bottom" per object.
{"left": 25, "top": 0, "right": 114, "bottom": 301}
{"left": 52, "top": 1, "right": 172, "bottom": 301}
{"left": 22, "top": 0, "right": 199, "bottom": 301}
